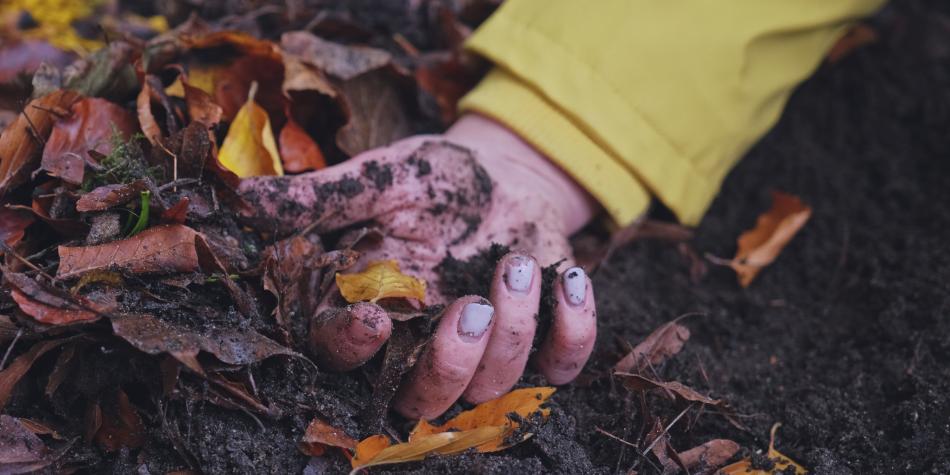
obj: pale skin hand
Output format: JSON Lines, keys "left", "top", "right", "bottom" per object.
{"left": 240, "top": 114, "right": 600, "bottom": 419}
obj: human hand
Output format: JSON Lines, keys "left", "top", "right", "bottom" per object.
{"left": 240, "top": 114, "right": 600, "bottom": 418}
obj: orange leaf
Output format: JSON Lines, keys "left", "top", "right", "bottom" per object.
{"left": 349, "top": 387, "right": 555, "bottom": 472}
{"left": 719, "top": 423, "right": 807, "bottom": 475}
{"left": 57, "top": 224, "right": 201, "bottom": 279}
{"left": 299, "top": 417, "right": 357, "bottom": 456}
{"left": 279, "top": 115, "right": 326, "bottom": 173}
{"left": 730, "top": 191, "right": 812, "bottom": 287}
{"left": 336, "top": 260, "right": 426, "bottom": 304}
{"left": 217, "top": 82, "right": 284, "bottom": 178}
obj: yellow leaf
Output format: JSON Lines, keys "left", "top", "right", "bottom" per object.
{"left": 719, "top": 423, "right": 807, "bottom": 475}
{"left": 730, "top": 191, "right": 812, "bottom": 287}
{"left": 412, "top": 386, "right": 555, "bottom": 452}
{"left": 336, "top": 260, "right": 426, "bottom": 304}
{"left": 217, "top": 82, "right": 283, "bottom": 178}
{"left": 3, "top": 0, "right": 105, "bottom": 52}
{"left": 349, "top": 387, "right": 555, "bottom": 472}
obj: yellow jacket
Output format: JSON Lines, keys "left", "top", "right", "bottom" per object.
{"left": 460, "top": 0, "right": 886, "bottom": 226}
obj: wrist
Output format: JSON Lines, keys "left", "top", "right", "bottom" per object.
{"left": 446, "top": 114, "right": 600, "bottom": 233}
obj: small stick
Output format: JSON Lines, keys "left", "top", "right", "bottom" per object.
{"left": 154, "top": 139, "right": 179, "bottom": 192}
{"left": 20, "top": 110, "right": 45, "bottom": 147}
{"left": 0, "top": 329, "right": 23, "bottom": 371}
{"left": 0, "top": 242, "right": 55, "bottom": 281}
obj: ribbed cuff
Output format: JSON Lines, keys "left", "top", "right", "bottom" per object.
{"left": 459, "top": 69, "right": 649, "bottom": 227}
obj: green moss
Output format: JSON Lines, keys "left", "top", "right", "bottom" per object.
{"left": 82, "top": 128, "right": 160, "bottom": 191}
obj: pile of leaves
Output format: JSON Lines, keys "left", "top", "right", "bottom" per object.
{"left": 0, "top": 1, "right": 506, "bottom": 473}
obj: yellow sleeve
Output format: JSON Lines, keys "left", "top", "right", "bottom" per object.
{"left": 459, "top": 0, "right": 886, "bottom": 226}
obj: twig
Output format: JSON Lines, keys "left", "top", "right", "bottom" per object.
{"left": 154, "top": 139, "right": 179, "bottom": 192}
{"left": 0, "top": 242, "right": 56, "bottom": 281}
{"left": 596, "top": 427, "right": 639, "bottom": 449}
{"left": 641, "top": 404, "right": 693, "bottom": 458}
{"left": 158, "top": 178, "right": 199, "bottom": 191}
{"left": 20, "top": 109, "right": 45, "bottom": 147}
{"left": 0, "top": 329, "right": 23, "bottom": 370}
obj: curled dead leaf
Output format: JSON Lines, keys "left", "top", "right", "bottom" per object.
{"left": 95, "top": 389, "right": 145, "bottom": 452}
{"left": 299, "top": 418, "right": 357, "bottom": 456}
{"left": 75, "top": 181, "right": 148, "bottom": 212}
{"left": 279, "top": 115, "right": 326, "bottom": 173}
{"left": 336, "top": 260, "right": 426, "bottom": 304}
{"left": 614, "top": 320, "right": 690, "bottom": 374}
{"left": 0, "top": 206, "right": 33, "bottom": 249}
{"left": 4, "top": 272, "right": 106, "bottom": 325}
{"left": 0, "top": 338, "right": 76, "bottom": 410}
{"left": 0, "top": 415, "right": 56, "bottom": 473}
{"left": 730, "top": 191, "right": 812, "bottom": 287}
{"left": 218, "top": 83, "right": 284, "bottom": 178}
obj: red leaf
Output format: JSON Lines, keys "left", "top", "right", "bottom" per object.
{"left": 0, "top": 90, "right": 81, "bottom": 198}
{"left": 41, "top": 97, "right": 138, "bottom": 185}
{"left": 75, "top": 180, "right": 147, "bottom": 212}
{"left": 279, "top": 116, "right": 326, "bottom": 173}
{"left": 614, "top": 320, "right": 690, "bottom": 374}
{"left": 95, "top": 389, "right": 145, "bottom": 451}
{"left": 57, "top": 224, "right": 201, "bottom": 279}
{"left": 299, "top": 417, "right": 358, "bottom": 456}
{"left": 0, "top": 206, "right": 33, "bottom": 249}
{"left": 0, "top": 339, "right": 74, "bottom": 409}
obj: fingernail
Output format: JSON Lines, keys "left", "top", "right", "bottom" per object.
{"left": 458, "top": 302, "right": 493, "bottom": 338}
{"left": 563, "top": 267, "right": 587, "bottom": 306}
{"left": 505, "top": 255, "right": 534, "bottom": 293}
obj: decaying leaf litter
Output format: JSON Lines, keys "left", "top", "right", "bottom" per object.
{"left": 0, "top": 0, "right": 945, "bottom": 473}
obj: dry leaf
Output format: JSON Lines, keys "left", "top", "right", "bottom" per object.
{"left": 730, "top": 191, "right": 812, "bottom": 287}
{"left": 0, "top": 415, "right": 56, "bottom": 474}
{"left": 57, "top": 224, "right": 201, "bottom": 279}
{"left": 618, "top": 374, "right": 723, "bottom": 407}
{"left": 675, "top": 439, "right": 740, "bottom": 473}
{"left": 109, "top": 313, "right": 297, "bottom": 375}
{"left": 0, "top": 206, "right": 33, "bottom": 249}
{"left": 335, "top": 69, "right": 412, "bottom": 157}
{"left": 5, "top": 272, "right": 105, "bottom": 324}
{"left": 0, "top": 90, "right": 81, "bottom": 198}
{"left": 351, "top": 387, "right": 554, "bottom": 472}
{"left": 614, "top": 320, "right": 690, "bottom": 374}
{"left": 279, "top": 115, "right": 326, "bottom": 173}
{"left": 280, "top": 32, "right": 392, "bottom": 81}
{"left": 218, "top": 82, "right": 284, "bottom": 178}
{"left": 336, "top": 260, "right": 426, "bottom": 304}
{"left": 299, "top": 418, "right": 357, "bottom": 456}
{"left": 0, "top": 338, "right": 74, "bottom": 410}
{"left": 720, "top": 423, "right": 807, "bottom": 475}
{"left": 75, "top": 181, "right": 148, "bottom": 212}
{"left": 95, "top": 389, "right": 145, "bottom": 451}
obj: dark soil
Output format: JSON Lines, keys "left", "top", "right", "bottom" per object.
{"left": 392, "top": 1, "right": 950, "bottom": 473}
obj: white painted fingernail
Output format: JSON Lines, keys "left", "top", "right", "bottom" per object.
{"left": 505, "top": 255, "right": 534, "bottom": 293}
{"left": 458, "top": 302, "right": 493, "bottom": 338}
{"left": 563, "top": 267, "right": 587, "bottom": 306}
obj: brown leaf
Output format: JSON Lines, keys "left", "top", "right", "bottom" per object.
{"left": 42, "top": 97, "right": 139, "bottom": 185}
{"left": 45, "top": 344, "right": 78, "bottom": 398}
{"left": 0, "top": 338, "right": 74, "bottom": 410}
{"left": 109, "top": 313, "right": 298, "bottom": 374}
{"left": 18, "top": 419, "right": 62, "bottom": 440}
{"left": 4, "top": 272, "right": 104, "bottom": 324}
{"left": 279, "top": 115, "right": 326, "bottom": 173}
{"left": 280, "top": 32, "right": 392, "bottom": 81}
{"left": 95, "top": 389, "right": 145, "bottom": 451}
{"left": 261, "top": 234, "right": 326, "bottom": 334}
{"left": 0, "top": 90, "right": 81, "bottom": 198}
{"left": 75, "top": 180, "right": 147, "bottom": 212}
{"left": 676, "top": 439, "right": 740, "bottom": 474}
{"left": 720, "top": 424, "right": 806, "bottom": 475}
{"left": 335, "top": 69, "right": 412, "bottom": 157}
{"left": 0, "top": 206, "right": 33, "bottom": 249}
{"left": 161, "top": 197, "right": 190, "bottom": 224}
{"left": 336, "top": 260, "right": 426, "bottom": 304}
{"left": 281, "top": 55, "right": 337, "bottom": 97}
{"left": 57, "top": 224, "right": 201, "bottom": 279}
{"left": 614, "top": 320, "right": 690, "bottom": 374}
{"left": 730, "top": 191, "right": 812, "bottom": 287}
{"left": 299, "top": 418, "right": 357, "bottom": 456}
{"left": 618, "top": 374, "right": 723, "bottom": 407}
{"left": 0, "top": 415, "right": 55, "bottom": 473}
{"left": 181, "top": 73, "right": 223, "bottom": 127}
{"left": 137, "top": 74, "right": 165, "bottom": 145}
{"left": 415, "top": 52, "right": 481, "bottom": 125}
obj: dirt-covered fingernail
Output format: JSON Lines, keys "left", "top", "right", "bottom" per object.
{"left": 458, "top": 302, "right": 493, "bottom": 338}
{"left": 505, "top": 255, "right": 534, "bottom": 294}
{"left": 563, "top": 267, "right": 587, "bottom": 306}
